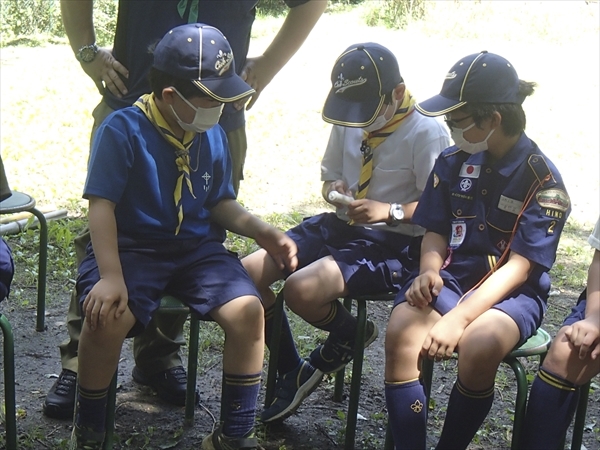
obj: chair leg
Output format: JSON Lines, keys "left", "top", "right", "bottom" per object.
{"left": 334, "top": 297, "right": 353, "bottom": 403}
{"left": 185, "top": 315, "right": 200, "bottom": 426}
{"left": 504, "top": 357, "right": 528, "bottom": 450}
{"left": 571, "top": 380, "right": 591, "bottom": 450}
{"left": 265, "top": 290, "right": 285, "bottom": 406}
{"left": 103, "top": 371, "right": 118, "bottom": 450}
{"left": 0, "top": 314, "right": 17, "bottom": 450}
{"left": 384, "top": 420, "right": 394, "bottom": 450}
{"left": 344, "top": 298, "right": 367, "bottom": 450}
{"left": 31, "top": 208, "right": 47, "bottom": 332}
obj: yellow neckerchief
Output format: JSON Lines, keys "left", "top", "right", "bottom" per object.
{"left": 134, "top": 93, "right": 196, "bottom": 235}
{"left": 356, "top": 90, "right": 417, "bottom": 200}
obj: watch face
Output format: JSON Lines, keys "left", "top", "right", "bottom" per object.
{"left": 392, "top": 206, "right": 404, "bottom": 221}
{"left": 78, "top": 45, "right": 97, "bottom": 63}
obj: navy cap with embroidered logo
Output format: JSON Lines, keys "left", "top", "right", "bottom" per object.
{"left": 153, "top": 23, "right": 255, "bottom": 103}
{"left": 416, "top": 51, "right": 521, "bottom": 117}
{"left": 322, "top": 43, "right": 402, "bottom": 127}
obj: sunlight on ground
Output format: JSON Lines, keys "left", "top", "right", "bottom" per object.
{"left": 1, "top": 0, "right": 598, "bottom": 227}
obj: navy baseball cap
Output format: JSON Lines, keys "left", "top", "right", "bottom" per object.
{"left": 322, "top": 43, "right": 402, "bottom": 127}
{"left": 416, "top": 51, "right": 520, "bottom": 117}
{"left": 153, "top": 23, "right": 255, "bottom": 102}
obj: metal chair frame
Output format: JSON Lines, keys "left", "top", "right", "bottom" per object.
{"left": 0, "top": 313, "right": 17, "bottom": 449}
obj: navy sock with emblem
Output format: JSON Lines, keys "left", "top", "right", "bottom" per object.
{"left": 520, "top": 368, "right": 580, "bottom": 449}
{"left": 264, "top": 304, "right": 302, "bottom": 375}
{"left": 74, "top": 384, "right": 109, "bottom": 433}
{"left": 385, "top": 379, "right": 427, "bottom": 450}
{"left": 436, "top": 378, "right": 495, "bottom": 450}
{"left": 309, "top": 300, "right": 358, "bottom": 342}
{"left": 221, "top": 372, "right": 261, "bottom": 437}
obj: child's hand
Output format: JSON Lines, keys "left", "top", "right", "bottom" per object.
{"left": 325, "top": 181, "right": 353, "bottom": 207}
{"left": 82, "top": 276, "right": 128, "bottom": 331}
{"left": 256, "top": 227, "right": 299, "bottom": 273}
{"left": 421, "top": 313, "right": 466, "bottom": 361}
{"left": 347, "top": 199, "right": 389, "bottom": 224}
{"left": 406, "top": 269, "right": 443, "bottom": 308}
{"left": 564, "top": 317, "right": 600, "bottom": 360}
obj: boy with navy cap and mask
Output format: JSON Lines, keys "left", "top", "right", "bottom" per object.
{"left": 242, "top": 42, "right": 449, "bottom": 423}
{"left": 384, "top": 51, "right": 571, "bottom": 449}
{"left": 71, "top": 23, "right": 298, "bottom": 450}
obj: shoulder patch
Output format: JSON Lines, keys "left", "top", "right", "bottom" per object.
{"left": 536, "top": 188, "right": 570, "bottom": 212}
{"left": 433, "top": 173, "right": 440, "bottom": 188}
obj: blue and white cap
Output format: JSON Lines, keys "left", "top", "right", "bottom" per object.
{"left": 416, "top": 51, "right": 521, "bottom": 117}
{"left": 153, "top": 23, "right": 254, "bottom": 102}
{"left": 322, "top": 43, "right": 402, "bottom": 127}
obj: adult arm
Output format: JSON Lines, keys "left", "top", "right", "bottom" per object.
{"left": 60, "top": 0, "right": 129, "bottom": 97}
{"left": 565, "top": 248, "right": 600, "bottom": 359}
{"left": 238, "top": 0, "right": 327, "bottom": 110}
{"left": 83, "top": 196, "right": 128, "bottom": 330}
{"left": 210, "top": 199, "right": 298, "bottom": 272}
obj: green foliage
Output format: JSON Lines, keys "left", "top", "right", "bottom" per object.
{"left": 0, "top": 0, "right": 117, "bottom": 47}
{"left": 256, "top": 0, "right": 364, "bottom": 18}
{"left": 364, "top": 0, "right": 427, "bottom": 30}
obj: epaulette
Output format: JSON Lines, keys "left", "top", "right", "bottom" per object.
{"left": 527, "top": 154, "right": 556, "bottom": 185}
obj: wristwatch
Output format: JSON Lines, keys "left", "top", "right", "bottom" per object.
{"left": 388, "top": 203, "right": 405, "bottom": 226}
{"left": 76, "top": 43, "right": 98, "bottom": 63}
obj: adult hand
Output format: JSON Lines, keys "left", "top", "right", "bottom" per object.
{"left": 81, "top": 48, "right": 129, "bottom": 97}
{"left": 406, "top": 269, "right": 443, "bottom": 308}
{"left": 564, "top": 317, "right": 600, "bottom": 360}
{"left": 421, "top": 314, "right": 466, "bottom": 361}
{"left": 235, "top": 55, "right": 279, "bottom": 111}
{"left": 256, "top": 227, "right": 299, "bottom": 273}
{"left": 82, "top": 276, "right": 128, "bottom": 331}
{"left": 347, "top": 199, "right": 389, "bottom": 224}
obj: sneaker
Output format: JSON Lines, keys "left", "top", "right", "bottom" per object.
{"left": 260, "top": 360, "right": 323, "bottom": 423}
{"left": 201, "top": 423, "right": 258, "bottom": 450}
{"left": 43, "top": 369, "right": 77, "bottom": 419}
{"left": 69, "top": 425, "right": 104, "bottom": 450}
{"left": 309, "top": 320, "right": 379, "bottom": 374}
{"left": 132, "top": 365, "right": 197, "bottom": 406}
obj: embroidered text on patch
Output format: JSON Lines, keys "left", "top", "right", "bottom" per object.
{"left": 215, "top": 49, "right": 233, "bottom": 76}
{"left": 334, "top": 73, "right": 367, "bottom": 93}
{"left": 536, "top": 189, "right": 570, "bottom": 212}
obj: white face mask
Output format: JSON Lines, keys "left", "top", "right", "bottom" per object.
{"left": 362, "top": 98, "right": 397, "bottom": 133}
{"left": 170, "top": 88, "right": 224, "bottom": 134}
{"left": 450, "top": 122, "right": 495, "bottom": 154}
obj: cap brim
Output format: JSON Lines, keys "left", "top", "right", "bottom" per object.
{"left": 192, "top": 74, "right": 255, "bottom": 103}
{"left": 415, "top": 94, "right": 467, "bottom": 117}
{"left": 322, "top": 90, "right": 384, "bottom": 127}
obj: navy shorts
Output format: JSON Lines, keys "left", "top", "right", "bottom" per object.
{"left": 77, "top": 235, "right": 260, "bottom": 337}
{"left": 563, "top": 289, "right": 587, "bottom": 327}
{"left": 286, "top": 213, "right": 413, "bottom": 296}
{"left": 394, "top": 268, "right": 547, "bottom": 346}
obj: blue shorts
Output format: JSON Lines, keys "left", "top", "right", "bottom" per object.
{"left": 77, "top": 235, "right": 260, "bottom": 337}
{"left": 394, "top": 268, "right": 547, "bottom": 346}
{"left": 563, "top": 289, "right": 587, "bottom": 327}
{"left": 286, "top": 213, "right": 413, "bottom": 296}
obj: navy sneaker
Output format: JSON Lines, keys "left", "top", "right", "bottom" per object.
{"left": 309, "top": 320, "right": 379, "bottom": 374}
{"left": 132, "top": 365, "right": 198, "bottom": 406}
{"left": 201, "top": 423, "right": 257, "bottom": 449}
{"left": 43, "top": 368, "right": 77, "bottom": 419}
{"left": 260, "top": 360, "right": 323, "bottom": 423}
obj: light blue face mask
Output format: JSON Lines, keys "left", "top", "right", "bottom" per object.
{"left": 450, "top": 122, "right": 495, "bottom": 154}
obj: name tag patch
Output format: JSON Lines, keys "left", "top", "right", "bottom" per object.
{"left": 498, "top": 195, "right": 524, "bottom": 215}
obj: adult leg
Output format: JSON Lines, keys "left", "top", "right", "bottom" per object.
{"left": 385, "top": 302, "right": 440, "bottom": 450}
{"left": 520, "top": 325, "right": 600, "bottom": 449}
{"left": 226, "top": 126, "right": 247, "bottom": 196}
{"left": 436, "top": 309, "right": 520, "bottom": 450}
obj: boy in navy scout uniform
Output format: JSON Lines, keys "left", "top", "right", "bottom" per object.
{"left": 383, "top": 51, "right": 571, "bottom": 449}
{"left": 242, "top": 43, "right": 450, "bottom": 423}
{"left": 71, "top": 24, "right": 297, "bottom": 450}
{"left": 521, "top": 217, "right": 600, "bottom": 448}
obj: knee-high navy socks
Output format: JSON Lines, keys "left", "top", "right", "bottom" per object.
{"left": 385, "top": 378, "right": 428, "bottom": 450}
{"left": 264, "top": 304, "right": 302, "bottom": 375}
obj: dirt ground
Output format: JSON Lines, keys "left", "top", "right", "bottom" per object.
{"left": 1, "top": 280, "right": 599, "bottom": 449}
